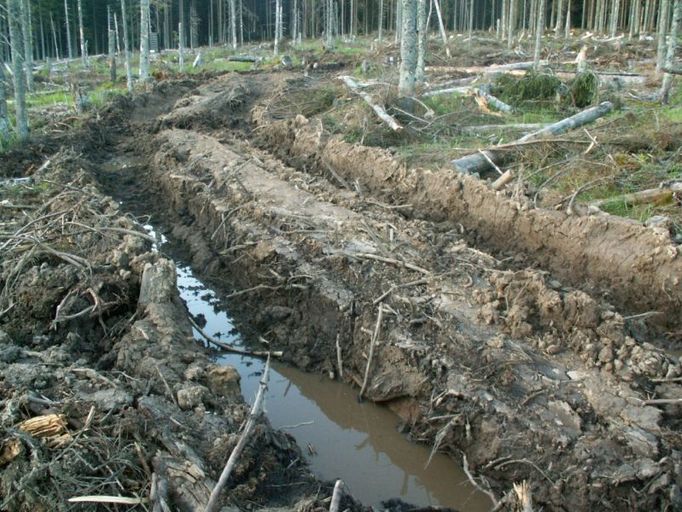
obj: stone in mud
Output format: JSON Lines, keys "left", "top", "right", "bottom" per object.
{"left": 81, "top": 388, "right": 134, "bottom": 412}
{"left": 138, "top": 259, "right": 177, "bottom": 308}
{"left": 177, "top": 385, "right": 208, "bottom": 410}
{"left": 206, "top": 365, "right": 241, "bottom": 399}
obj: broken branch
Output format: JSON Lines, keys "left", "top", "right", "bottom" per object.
{"left": 339, "top": 76, "right": 403, "bottom": 132}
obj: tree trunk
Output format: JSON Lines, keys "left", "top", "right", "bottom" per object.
{"left": 657, "top": 0, "right": 671, "bottom": 72}
{"left": 50, "top": 13, "right": 60, "bottom": 59}
{"left": 379, "top": 0, "right": 384, "bottom": 40}
{"left": 416, "top": 0, "right": 426, "bottom": 83}
{"left": 661, "top": 0, "right": 681, "bottom": 103}
{"left": 230, "top": 0, "right": 237, "bottom": 48}
{"left": 8, "top": 0, "right": 28, "bottom": 140}
{"left": 609, "top": 0, "right": 621, "bottom": 37}
{"left": 564, "top": 0, "right": 571, "bottom": 38}
{"left": 326, "top": 0, "right": 334, "bottom": 48}
{"left": 139, "top": 0, "right": 150, "bottom": 81}
{"left": 554, "top": 0, "right": 564, "bottom": 35}
{"left": 20, "top": 0, "right": 33, "bottom": 92}
{"left": 533, "top": 0, "right": 545, "bottom": 69}
{"left": 108, "top": 6, "right": 117, "bottom": 83}
{"left": 179, "top": 21, "right": 185, "bottom": 67}
{"left": 395, "top": 0, "right": 402, "bottom": 43}
{"left": 77, "top": 0, "right": 86, "bottom": 66}
{"left": 399, "top": 0, "right": 417, "bottom": 95}
{"left": 433, "top": 0, "right": 450, "bottom": 56}
{"left": 508, "top": 0, "right": 516, "bottom": 46}
{"left": 0, "top": 62, "right": 10, "bottom": 143}
{"left": 64, "top": 0, "right": 73, "bottom": 59}
{"left": 274, "top": 0, "right": 281, "bottom": 54}
{"left": 467, "top": 0, "right": 474, "bottom": 43}
{"left": 121, "top": 0, "right": 133, "bottom": 91}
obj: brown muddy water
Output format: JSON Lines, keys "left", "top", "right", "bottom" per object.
{"left": 147, "top": 226, "right": 492, "bottom": 511}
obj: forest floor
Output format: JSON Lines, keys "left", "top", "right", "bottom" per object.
{"left": 1, "top": 33, "right": 681, "bottom": 512}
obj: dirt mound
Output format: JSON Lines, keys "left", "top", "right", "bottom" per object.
{"left": 254, "top": 115, "right": 682, "bottom": 331}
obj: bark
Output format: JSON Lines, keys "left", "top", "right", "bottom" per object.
{"left": 452, "top": 101, "right": 614, "bottom": 174}
{"left": 661, "top": 0, "right": 681, "bottom": 104}
{"left": 121, "top": 0, "right": 133, "bottom": 92}
{"left": 140, "top": 0, "right": 150, "bottom": 81}
{"left": 415, "top": 0, "right": 427, "bottom": 84}
{"left": 533, "top": 0, "right": 545, "bottom": 68}
{"left": 340, "top": 75, "right": 403, "bottom": 131}
{"left": 399, "top": 0, "right": 417, "bottom": 95}
{"left": 77, "top": 0, "right": 86, "bottom": 66}
{"left": 8, "top": 0, "right": 28, "bottom": 140}
{"left": 64, "top": 0, "right": 73, "bottom": 59}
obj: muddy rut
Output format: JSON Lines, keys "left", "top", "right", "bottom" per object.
{"left": 4, "top": 72, "right": 681, "bottom": 511}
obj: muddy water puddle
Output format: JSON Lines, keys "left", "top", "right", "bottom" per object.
{"left": 145, "top": 226, "right": 492, "bottom": 510}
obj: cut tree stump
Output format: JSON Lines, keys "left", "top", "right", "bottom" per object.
{"left": 452, "top": 101, "right": 613, "bottom": 175}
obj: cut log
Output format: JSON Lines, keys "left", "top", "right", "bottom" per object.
{"left": 452, "top": 101, "right": 613, "bottom": 175}
{"left": 339, "top": 75, "right": 403, "bottom": 132}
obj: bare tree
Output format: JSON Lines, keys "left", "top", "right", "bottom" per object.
{"left": 379, "top": 0, "right": 384, "bottom": 41}
{"left": 8, "top": 0, "right": 28, "bottom": 140}
{"left": 274, "top": 0, "right": 281, "bottom": 54}
{"left": 399, "top": 0, "right": 417, "bottom": 95}
{"left": 140, "top": 0, "right": 150, "bottom": 81}
{"left": 661, "top": 0, "right": 681, "bottom": 103}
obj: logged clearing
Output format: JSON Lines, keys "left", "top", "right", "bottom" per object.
{"left": 1, "top": 35, "right": 681, "bottom": 512}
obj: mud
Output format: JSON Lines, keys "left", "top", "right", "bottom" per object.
{"left": 2, "top": 71, "right": 682, "bottom": 512}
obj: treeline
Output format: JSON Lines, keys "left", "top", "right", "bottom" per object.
{"left": 0, "top": 0, "right": 673, "bottom": 63}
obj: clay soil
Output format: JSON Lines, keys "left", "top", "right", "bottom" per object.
{"left": 1, "top": 60, "right": 681, "bottom": 512}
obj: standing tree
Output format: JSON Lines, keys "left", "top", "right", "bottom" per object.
{"left": 533, "top": 0, "right": 546, "bottom": 69}
{"left": 274, "top": 0, "right": 282, "bottom": 54}
{"left": 20, "top": 0, "right": 33, "bottom": 92}
{"left": 399, "top": 0, "right": 417, "bottom": 95}
{"left": 326, "top": 0, "right": 334, "bottom": 48}
{"left": 8, "top": 0, "right": 28, "bottom": 140}
{"left": 121, "top": 0, "right": 133, "bottom": 91}
{"left": 415, "top": 0, "right": 426, "bottom": 84}
{"left": 108, "top": 6, "right": 116, "bottom": 83}
{"left": 64, "top": 0, "right": 73, "bottom": 59}
{"left": 140, "top": 0, "right": 150, "bottom": 81}
{"left": 379, "top": 0, "right": 384, "bottom": 41}
{"left": 508, "top": 0, "right": 517, "bottom": 47}
{"left": 657, "top": 0, "right": 671, "bottom": 72}
{"left": 0, "top": 62, "right": 10, "bottom": 143}
{"left": 661, "top": 0, "right": 681, "bottom": 103}
{"left": 77, "top": 0, "right": 86, "bottom": 66}
{"left": 609, "top": 0, "right": 621, "bottom": 37}
{"left": 433, "top": 0, "right": 450, "bottom": 57}
{"left": 230, "top": 0, "right": 237, "bottom": 49}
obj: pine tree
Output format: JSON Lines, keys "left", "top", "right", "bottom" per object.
{"left": 140, "top": 0, "right": 150, "bottom": 81}
{"left": 8, "top": 0, "right": 28, "bottom": 140}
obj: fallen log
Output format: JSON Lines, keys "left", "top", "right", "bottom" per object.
{"left": 452, "top": 101, "right": 613, "bottom": 175}
{"left": 662, "top": 67, "right": 682, "bottom": 75}
{"left": 205, "top": 356, "right": 271, "bottom": 512}
{"left": 590, "top": 183, "right": 682, "bottom": 209}
{"left": 460, "top": 123, "right": 550, "bottom": 134}
{"left": 227, "top": 55, "right": 259, "bottom": 62}
{"left": 339, "top": 75, "right": 403, "bottom": 132}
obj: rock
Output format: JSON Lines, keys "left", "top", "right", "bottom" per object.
{"left": 624, "top": 426, "right": 659, "bottom": 458}
{"left": 645, "top": 215, "right": 672, "bottom": 231}
{"left": 206, "top": 365, "right": 241, "bottom": 399}
{"left": 177, "top": 385, "right": 208, "bottom": 410}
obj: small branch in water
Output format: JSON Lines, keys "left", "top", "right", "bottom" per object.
{"left": 462, "top": 453, "right": 499, "bottom": 508}
{"left": 335, "top": 334, "right": 344, "bottom": 379}
{"left": 187, "top": 315, "right": 283, "bottom": 358}
{"left": 205, "top": 356, "right": 271, "bottom": 512}
{"left": 329, "top": 480, "right": 344, "bottom": 512}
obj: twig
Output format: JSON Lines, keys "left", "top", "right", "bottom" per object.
{"left": 68, "top": 496, "right": 146, "bottom": 505}
{"left": 462, "top": 453, "right": 499, "bottom": 508}
{"left": 352, "top": 252, "right": 430, "bottom": 275}
{"left": 373, "top": 278, "right": 428, "bottom": 305}
{"left": 359, "top": 305, "right": 384, "bottom": 400}
{"left": 205, "top": 356, "right": 271, "bottom": 512}
{"left": 188, "top": 315, "right": 282, "bottom": 358}
{"left": 223, "top": 283, "right": 281, "bottom": 299}
{"left": 479, "top": 149, "right": 504, "bottom": 176}
{"left": 641, "top": 398, "right": 682, "bottom": 406}
{"left": 329, "top": 480, "right": 344, "bottom": 512}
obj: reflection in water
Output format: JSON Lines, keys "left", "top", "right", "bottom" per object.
{"left": 176, "top": 264, "right": 492, "bottom": 511}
